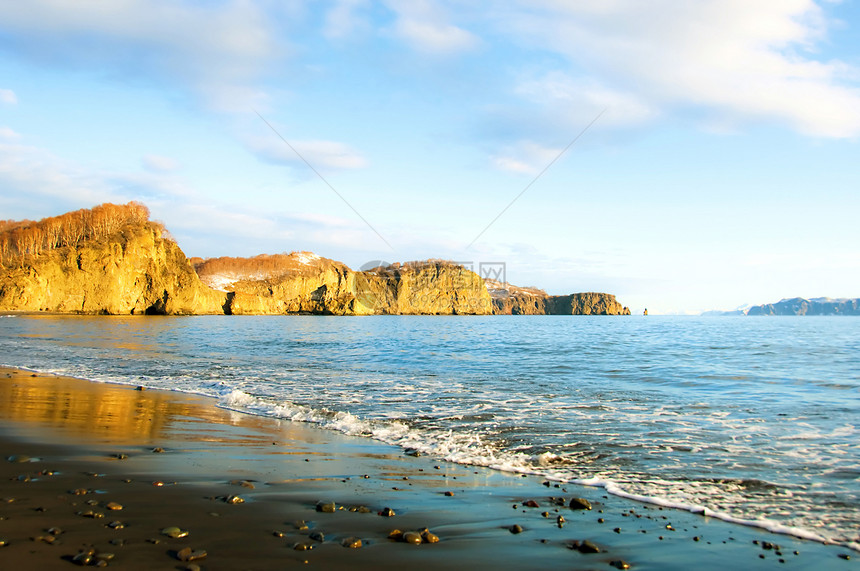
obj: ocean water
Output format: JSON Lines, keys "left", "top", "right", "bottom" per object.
{"left": 1, "top": 314, "right": 858, "bottom": 549}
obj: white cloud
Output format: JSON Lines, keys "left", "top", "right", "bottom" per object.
{"left": 0, "top": 88, "right": 16, "bottom": 104}
{"left": 0, "top": 127, "right": 19, "bottom": 139}
{"left": 324, "top": 0, "right": 370, "bottom": 39}
{"left": 0, "top": 1, "right": 280, "bottom": 111}
{"left": 492, "top": 141, "right": 561, "bottom": 175}
{"left": 384, "top": 0, "right": 479, "bottom": 54}
{"left": 504, "top": 0, "right": 860, "bottom": 137}
{"left": 246, "top": 133, "right": 368, "bottom": 171}
{"left": 142, "top": 154, "right": 182, "bottom": 173}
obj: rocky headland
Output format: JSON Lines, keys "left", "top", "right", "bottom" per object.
{"left": 0, "top": 203, "right": 628, "bottom": 316}
{"left": 746, "top": 297, "right": 860, "bottom": 316}
{"left": 486, "top": 280, "right": 630, "bottom": 316}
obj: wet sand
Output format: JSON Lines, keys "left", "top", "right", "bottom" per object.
{"left": 0, "top": 367, "right": 856, "bottom": 570}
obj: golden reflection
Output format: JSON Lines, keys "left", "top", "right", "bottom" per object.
{"left": 0, "top": 367, "right": 258, "bottom": 445}
{"left": 0, "top": 368, "right": 336, "bottom": 449}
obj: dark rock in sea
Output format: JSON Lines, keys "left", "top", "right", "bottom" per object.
{"left": 569, "top": 497, "right": 592, "bottom": 510}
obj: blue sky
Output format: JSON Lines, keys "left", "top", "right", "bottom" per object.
{"left": 1, "top": 1, "right": 859, "bottom": 314}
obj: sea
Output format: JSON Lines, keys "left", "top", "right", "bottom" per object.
{"left": 1, "top": 314, "right": 858, "bottom": 550}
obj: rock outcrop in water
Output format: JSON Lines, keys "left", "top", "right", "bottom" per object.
{"left": 487, "top": 280, "right": 630, "bottom": 315}
{"left": 1, "top": 203, "right": 626, "bottom": 316}
{"left": 746, "top": 297, "right": 860, "bottom": 316}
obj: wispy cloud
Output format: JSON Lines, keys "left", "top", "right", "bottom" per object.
{"left": 384, "top": 0, "right": 479, "bottom": 54}
{"left": 0, "top": 1, "right": 280, "bottom": 111}
{"left": 0, "top": 88, "right": 16, "bottom": 104}
{"left": 141, "top": 154, "right": 182, "bottom": 173}
{"left": 0, "top": 127, "right": 19, "bottom": 139}
{"left": 504, "top": 0, "right": 860, "bottom": 137}
{"left": 246, "top": 134, "right": 368, "bottom": 171}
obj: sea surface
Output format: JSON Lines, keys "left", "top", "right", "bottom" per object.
{"left": 1, "top": 314, "right": 858, "bottom": 549}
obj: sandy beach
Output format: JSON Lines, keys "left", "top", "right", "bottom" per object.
{"left": 0, "top": 367, "right": 855, "bottom": 570}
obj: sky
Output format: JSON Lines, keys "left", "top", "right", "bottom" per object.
{"left": 1, "top": 1, "right": 859, "bottom": 314}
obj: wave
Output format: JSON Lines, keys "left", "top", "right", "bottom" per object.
{"left": 217, "top": 389, "right": 858, "bottom": 552}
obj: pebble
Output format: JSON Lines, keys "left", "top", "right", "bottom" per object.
{"left": 106, "top": 502, "right": 123, "bottom": 510}
{"left": 162, "top": 526, "right": 189, "bottom": 539}
{"left": 573, "top": 540, "right": 601, "bottom": 554}
{"left": 569, "top": 498, "right": 592, "bottom": 510}
{"left": 309, "top": 531, "right": 325, "bottom": 542}
{"left": 556, "top": 515, "right": 565, "bottom": 528}
{"left": 107, "top": 521, "right": 125, "bottom": 529}
{"left": 341, "top": 537, "right": 362, "bottom": 548}
{"left": 838, "top": 554, "right": 851, "bottom": 560}
{"left": 523, "top": 500, "right": 540, "bottom": 508}
{"left": 0, "top": 539, "right": 7, "bottom": 547}
{"left": 111, "top": 453, "right": 128, "bottom": 460}
{"left": 294, "top": 521, "right": 309, "bottom": 531}
{"left": 77, "top": 510, "right": 105, "bottom": 519}
{"left": 272, "top": 530, "right": 285, "bottom": 537}
{"left": 47, "top": 527, "right": 63, "bottom": 535}
{"left": 378, "top": 507, "right": 396, "bottom": 517}
{"left": 402, "top": 531, "right": 422, "bottom": 545}
{"left": 444, "top": 491, "right": 454, "bottom": 497}
{"left": 223, "top": 495, "right": 244, "bottom": 504}
{"left": 509, "top": 524, "right": 524, "bottom": 534}
{"left": 421, "top": 529, "right": 439, "bottom": 544}
{"left": 316, "top": 501, "right": 337, "bottom": 513}
{"left": 152, "top": 447, "right": 165, "bottom": 453}
{"left": 176, "top": 547, "right": 207, "bottom": 561}
{"left": 294, "top": 542, "right": 314, "bottom": 551}
{"left": 185, "top": 565, "right": 201, "bottom": 571}
{"left": 610, "top": 560, "right": 631, "bottom": 569}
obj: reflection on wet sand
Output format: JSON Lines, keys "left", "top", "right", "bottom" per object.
{"left": 0, "top": 367, "right": 277, "bottom": 445}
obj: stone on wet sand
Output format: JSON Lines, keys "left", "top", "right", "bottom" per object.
{"left": 176, "top": 547, "right": 207, "bottom": 561}
{"left": 569, "top": 498, "right": 592, "bottom": 510}
{"left": 162, "top": 526, "right": 189, "bottom": 539}
{"left": 509, "top": 524, "right": 524, "bottom": 534}
{"left": 341, "top": 536, "right": 362, "bottom": 548}
{"left": 316, "top": 501, "right": 337, "bottom": 513}
{"left": 378, "top": 507, "right": 395, "bottom": 517}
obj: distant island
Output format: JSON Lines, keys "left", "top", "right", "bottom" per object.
{"left": 705, "top": 298, "right": 860, "bottom": 316}
{"left": 0, "top": 202, "right": 630, "bottom": 316}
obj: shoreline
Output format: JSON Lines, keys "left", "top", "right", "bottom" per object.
{"left": 1, "top": 367, "right": 856, "bottom": 569}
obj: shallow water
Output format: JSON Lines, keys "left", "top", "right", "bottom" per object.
{"left": 1, "top": 314, "right": 858, "bottom": 548}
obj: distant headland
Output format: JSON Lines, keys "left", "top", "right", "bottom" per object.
{"left": 0, "top": 202, "right": 629, "bottom": 316}
{"left": 704, "top": 298, "right": 860, "bottom": 316}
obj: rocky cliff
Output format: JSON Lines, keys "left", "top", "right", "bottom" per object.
{"left": 0, "top": 211, "right": 225, "bottom": 315}
{"left": 195, "top": 256, "right": 493, "bottom": 315}
{"left": 1, "top": 203, "right": 625, "bottom": 316}
{"left": 747, "top": 297, "right": 860, "bottom": 316}
{"left": 487, "top": 280, "right": 630, "bottom": 315}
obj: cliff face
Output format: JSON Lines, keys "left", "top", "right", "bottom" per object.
{"left": 747, "top": 297, "right": 860, "bottom": 316}
{"left": 196, "top": 257, "right": 493, "bottom": 315}
{"left": 488, "top": 280, "right": 630, "bottom": 316}
{"left": 545, "top": 292, "right": 631, "bottom": 315}
{"left": 0, "top": 222, "right": 225, "bottom": 315}
{"left": 1, "top": 204, "right": 623, "bottom": 317}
